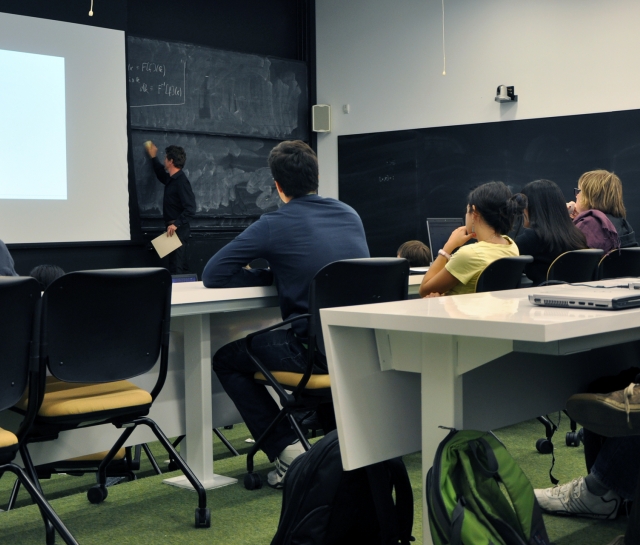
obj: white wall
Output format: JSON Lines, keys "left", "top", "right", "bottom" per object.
{"left": 315, "top": 0, "right": 640, "bottom": 198}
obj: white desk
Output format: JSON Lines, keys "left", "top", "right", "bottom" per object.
{"left": 6, "top": 282, "right": 281, "bottom": 490}
{"left": 164, "top": 281, "right": 280, "bottom": 489}
{"left": 320, "top": 279, "right": 640, "bottom": 545}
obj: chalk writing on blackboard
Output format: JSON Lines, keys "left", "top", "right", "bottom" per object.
{"left": 128, "top": 59, "right": 186, "bottom": 108}
{"left": 127, "top": 36, "right": 308, "bottom": 140}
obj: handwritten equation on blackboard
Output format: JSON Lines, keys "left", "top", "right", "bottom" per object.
{"left": 128, "top": 59, "right": 185, "bottom": 107}
{"left": 127, "top": 36, "right": 309, "bottom": 140}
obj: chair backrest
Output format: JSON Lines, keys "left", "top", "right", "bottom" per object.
{"left": 546, "top": 249, "right": 604, "bottom": 283}
{"left": 41, "top": 268, "right": 172, "bottom": 383}
{"left": 0, "top": 277, "right": 41, "bottom": 412}
{"left": 475, "top": 256, "right": 533, "bottom": 293}
{"left": 598, "top": 248, "right": 640, "bottom": 280}
{"left": 308, "top": 258, "right": 409, "bottom": 360}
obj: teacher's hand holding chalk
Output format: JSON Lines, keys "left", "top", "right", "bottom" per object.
{"left": 144, "top": 140, "right": 158, "bottom": 158}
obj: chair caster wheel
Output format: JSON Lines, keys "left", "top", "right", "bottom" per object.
{"left": 566, "top": 430, "right": 582, "bottom": 447}
{"left": 244, "top": 472, "right": 262, "bottom": 490}
{"left": 195, "top": 507, "right": 211, "bottom": 528}
{"left": 87, "top": 484, "right": 108, "bottom": 504}
{"left": 536, "top": 438, "right": 553, "bottom": 454}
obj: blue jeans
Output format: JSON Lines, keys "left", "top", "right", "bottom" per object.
{"left": 212, "top": 328, "right": 322, "bottom": 462}
{"left": 591, "top": 435, "right": 640, "bottom": 500}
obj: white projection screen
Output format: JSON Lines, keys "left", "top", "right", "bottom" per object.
{"left": 0, "top": 13, "right": 130, "bottom": 243}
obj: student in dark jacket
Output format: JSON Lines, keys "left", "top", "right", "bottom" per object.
{"left": 203, "top": 140, "right": 369, "bottom": 489}
{"left": 567, "top": 170, "right": 637, "bottom": 253}
{"left": 516, "top": 180, "right": 588, "bottom": 285}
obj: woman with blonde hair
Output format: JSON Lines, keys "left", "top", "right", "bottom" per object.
{"left": 567, "top": 169, "right": 636, "bottom": 252}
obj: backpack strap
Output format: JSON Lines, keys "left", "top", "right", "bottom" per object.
{"left": 385, "top": 458, "right": 414, "bottom": 544}
{"left": 366, "top": 463, "right": 397, "bottom": 544}
{"left": 450, "top": 497, "right": 466, "bottom": 545}
{"left": 366, "top": 458, "right": 415, "bottom": 545}
{"left": 470, "top": 435, "right": 551, "bottom": 545}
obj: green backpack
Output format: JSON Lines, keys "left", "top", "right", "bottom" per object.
{"left": 427, "top": 429, "right": 551, "bottom": 545}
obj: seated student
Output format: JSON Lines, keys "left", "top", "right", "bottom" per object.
{"left": 567, "top": 170, "right": 637, "bottom": 253}
{"left": 0, "top": 239, "right": 18, "bottom": 276}
{"left": 30, "top": 264, "right": 65, "bottom": 290}
{"left": 397, "top": 240, "right": 431, "bottom": 266}
{"left": 419, "top": 181, "right": 526, "bottom": 297}
{"left": 564, "top": 377, "right": 640, "bottom": 545}
{"left": 516, "top": 179, "right": 588, "bottom": 285}
{"left": 202, "top": 140, "right": 369, "bottom": 488}
{"left": 535, "top": 368, "right": 640, "bottom": 524}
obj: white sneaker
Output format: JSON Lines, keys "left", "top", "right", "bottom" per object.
{"left": 534, "top": 476, "right": 621, "bottom": 519}
{"left": 267, "top": 440, "right": 306, "bottom": 489}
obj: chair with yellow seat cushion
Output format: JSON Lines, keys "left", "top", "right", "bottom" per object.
{"left": 7, "top": 375, "right": 160, "bottom": 509}
{"left": 243, "top": 258, "right": 409, "bottom": 490}
{"left": 14, "top": 268, "right": 210, "bottom": 531}
{"left": 0, "top": 276, "right": 78, "bottom": 545}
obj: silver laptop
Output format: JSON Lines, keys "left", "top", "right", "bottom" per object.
{"left": 426, "top": 218, "right": 464, "bottom": 264}
{"left": 529, "top": 285, "right": 640, "bottom": 311}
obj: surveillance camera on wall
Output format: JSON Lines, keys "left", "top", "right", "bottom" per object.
{"left": 495, "top": 85, "right": 517, "bottom": 103}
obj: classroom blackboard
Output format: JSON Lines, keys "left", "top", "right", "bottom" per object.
{"left": 132, "top": 130, "right": 281, "bottom": 218}
{"left": 127, "top": 36, "right": 308, "bottom": 140}
{"left": 339, "top": 109, "right": 640, "bottom": 257}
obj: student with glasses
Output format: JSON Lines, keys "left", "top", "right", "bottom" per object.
{"left": 566, "top": 170, "right": 636, "bottom": 252}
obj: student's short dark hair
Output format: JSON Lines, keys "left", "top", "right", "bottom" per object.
{"left": 165, "top": 145, "right": 186, "bottom": 169}
{"left": 397, "top": 240, "right": 432, "bottom": 267}
{"left": 30, "top": 264, "right": 65, "bottom": 291}
{"left": 467, "top": 181, "right": 527, "bottom": 234}
{"left": 268, "top": 140, "right": 319, "bottom": 198}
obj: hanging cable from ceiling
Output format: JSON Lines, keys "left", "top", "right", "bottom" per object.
{"left": 89, "top": 0, "right": 94, "bottom": 17}
{"left": 441, "top": 0, "right": 446, "bottom": 75}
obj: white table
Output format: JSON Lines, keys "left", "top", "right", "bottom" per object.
{"left": 6, "top": 282, "right": 281, "bottom": 491}
{"left": 320, "top": 279, "right": 640, "bottom": 545}
{"left": 165, "top": 282, "right": 280, "bottom": 489}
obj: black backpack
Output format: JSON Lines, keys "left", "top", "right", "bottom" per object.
{"left": 271, "top": 429, "right": 414, "bottom": 545}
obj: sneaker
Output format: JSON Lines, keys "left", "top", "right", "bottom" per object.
{"left": 567, "top": 383, "right": 640, "bottom": 437}
{"left": 267, "top": 440, "right": 305, "bottom": 489}
{"left": 534, "top": 476, "right": 621, "bottom": 519}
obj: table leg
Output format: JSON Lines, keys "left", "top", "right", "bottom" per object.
{"left": 163, "top": 313, "right": 237, "bottom": 490}
{"left": 420, "top": 333, "right": 461, "bottom": 545}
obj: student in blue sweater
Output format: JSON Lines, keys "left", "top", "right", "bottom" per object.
{"left": 203, "top": 140, "right": 369, "bottom": 488}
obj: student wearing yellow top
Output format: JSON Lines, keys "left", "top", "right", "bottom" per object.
{"left": 419, "top": 181, "right": 527, "bottom": 297}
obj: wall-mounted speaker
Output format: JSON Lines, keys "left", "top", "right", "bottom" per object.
{"left": 312, "top": 104, "right": 331, "bottom": 132}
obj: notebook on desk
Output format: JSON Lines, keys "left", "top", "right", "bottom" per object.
{"left": 529, "top": 285, "right": 640, "bottom": 310}
{"left": 426, "top": 218, "right": 464, "bottom": 264}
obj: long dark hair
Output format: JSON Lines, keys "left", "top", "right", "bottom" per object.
{"left": 467, "top": 181, "right": 527, "bottom": 234}
{"left": 521, "top": 179, "right": 587, "bottom": 253}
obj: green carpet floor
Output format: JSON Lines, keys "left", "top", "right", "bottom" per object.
{"left": 0, "top": 417, "right": 629, "bottom": 544}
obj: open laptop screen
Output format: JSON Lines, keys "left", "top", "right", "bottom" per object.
{"left": 426, "top": 218, "right": 464, "bottom": 263}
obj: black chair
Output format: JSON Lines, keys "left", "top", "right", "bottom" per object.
{"left": 475, "top": 256, "right": 533, "bottom": 293}
{"left": 243, "top": 258, "right": 409, "bottom": 490}
{"left": 535, "top": 249, "right": 603, "bottom": 457}
{"left": 13, "top": 268, "right": 211, "bottom": 538}
{"left": 0, "top": 277, "right": 78, "bottom": 545}
{"left": 546, "top": 249, "right": 604, "bottom": 283}
{"left": 598, "top": 247, "right": 640, "bottom": 280}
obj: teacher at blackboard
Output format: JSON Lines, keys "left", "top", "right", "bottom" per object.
{"left": 144, "top": 141, "right": 197, "bottom": 274}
